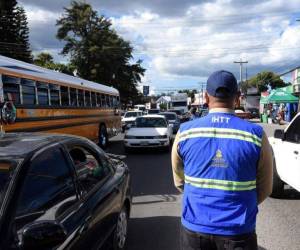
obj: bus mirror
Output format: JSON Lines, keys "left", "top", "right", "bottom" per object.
{"left": 1, "top": 101, "right": 17, "bottom": 124}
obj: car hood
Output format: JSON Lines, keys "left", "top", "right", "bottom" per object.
{"left": 122, "top": 117, "right": 137, "bottom": 122}
{"left": 126, "top": 127, "right": 168, "bottom": 136}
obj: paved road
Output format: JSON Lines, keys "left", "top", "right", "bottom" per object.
{"left": 107, "top": 123, "right": 300, "bottom": 250}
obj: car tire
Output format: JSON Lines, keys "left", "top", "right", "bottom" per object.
{"left": 112, "top": 206, "right": 129, "bottom": 250}
{"left": 270, "top": 158, "right": 284, "bottom": 198}
{"left": 99, "top": 124, "right": 108, "bottom": 149}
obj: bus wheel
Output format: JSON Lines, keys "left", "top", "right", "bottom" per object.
{"left": 99, "top": 125, "right": 108, "bottom": 149}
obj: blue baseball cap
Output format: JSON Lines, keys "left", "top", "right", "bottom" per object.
{"left": 206, "top": 70, "right": 238, "bottom": 98}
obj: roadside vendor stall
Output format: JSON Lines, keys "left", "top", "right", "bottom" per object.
{"left": 259, "top": 86, "right": 299, "bottom": 123}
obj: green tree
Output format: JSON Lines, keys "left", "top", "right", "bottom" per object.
{"left": 56, "top": 1, "right": 145, "bottom": 105}
{"left": 15, "top": 6, "right": 32, "bottom": 62}
{"left": 0, "top": 1, "right": 32, "bottom": 62}
{"left": 178, "top": 89, "right": 197, "bottom": 101}
{"left": 33, "top": 52, "right": 75, "bottom": 75}
{"left": 0, "top": 0, "right": 19, "bottom": 58}
{"left": 242, "top": 71, "right": 286, "bottom": 93}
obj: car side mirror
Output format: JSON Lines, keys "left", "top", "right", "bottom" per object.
{"left": 21, "top": 221, "right": 67, "bottom": 250}
{"left": 274, "top": 129, "right": 285, "bottom": 140}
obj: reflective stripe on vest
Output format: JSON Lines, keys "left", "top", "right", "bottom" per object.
{"left": 179, "top": 127, "right": 262, "bottom": 147}
{"left": 185, "top": 175, "right": 256, "bottom": 191}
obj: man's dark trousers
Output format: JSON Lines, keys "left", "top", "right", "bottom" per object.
{"left": 181, "top": 226, "right": 258, "bottom": 250}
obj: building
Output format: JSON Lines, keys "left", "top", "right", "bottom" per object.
{"left": 156, "top": 96, "right": 171, "bottom": 110}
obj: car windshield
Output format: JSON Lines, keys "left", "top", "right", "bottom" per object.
{"left": 0, "top": 161, "right": 14, "bottom": 208}
{"left": 161, "top": 113, "right": 176, "bottom": 121}
{"left": 125, "top": 112, "right": 140, "bottom": 118}
{"left": 136, "top": 117, "right": 167, "bottom": 128}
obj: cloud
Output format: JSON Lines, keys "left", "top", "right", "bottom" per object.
{"left": 111, "top": 0, "right": 300, "bottom": 88}
{"left": 19, "top": 0, "right": 300, "bottom": 92}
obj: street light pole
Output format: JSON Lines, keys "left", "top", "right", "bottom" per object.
{"left": 234, "top": 59, "right": 248, "bottom": 84}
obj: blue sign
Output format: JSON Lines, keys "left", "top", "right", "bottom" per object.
{"left": 143, "top": 85, "right": 149, "bottom": 96}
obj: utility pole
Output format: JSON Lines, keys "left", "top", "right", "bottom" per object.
{"left": 234, "top": 59, "right": 248, "bottom": 84}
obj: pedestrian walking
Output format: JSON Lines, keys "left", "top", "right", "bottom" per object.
{"left": 171, "top": 70, "right": 273, "bottom": 250}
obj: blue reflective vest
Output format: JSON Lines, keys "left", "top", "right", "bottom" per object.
{"left": 178, "top": 111, "right": 263, "bottom": 235}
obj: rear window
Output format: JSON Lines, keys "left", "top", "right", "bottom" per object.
{"left": 125, "top": 112, "right": 140, "bottom": 118}
{"left": 0, "top": 161, "right": 15, "bottom": 208}
{"left": 136, "top": 117, "right": 167, "bottom": 128}
{"left": 161, "top": 113, "right": 176, "bottom": 120}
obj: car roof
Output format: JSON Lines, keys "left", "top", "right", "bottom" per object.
{"left": 159, "top": 112, "right": 177, "bottom": 115}
{"left": 0, "top": 133, "right": 84, "bottom": 158}
{"left": 141, "top": 115, "right": 166, "bottom": 118}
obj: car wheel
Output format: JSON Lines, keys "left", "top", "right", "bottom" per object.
{"left": 113, "top": 206, "right": 128, "bottom": 250}
{"left": 270, "top": 157, "right": 284, "bottom": 198}
{"left": 99, "top": 124, "right": 108, "bottom": 149}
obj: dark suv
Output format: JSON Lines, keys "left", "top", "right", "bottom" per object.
{"left": 0, "top": 133, "right": 131, "bottom": 250}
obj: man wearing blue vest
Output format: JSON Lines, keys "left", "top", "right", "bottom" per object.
{"left": 172, "top": 70, "right": 273, "bottom": 250}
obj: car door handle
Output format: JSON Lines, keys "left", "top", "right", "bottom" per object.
{"left": 294, "top": 151, "right": 299, "bottom": 155}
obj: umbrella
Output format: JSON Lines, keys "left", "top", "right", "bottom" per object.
{"left": 260, "top": 86, "right": 299, "bottom": 104}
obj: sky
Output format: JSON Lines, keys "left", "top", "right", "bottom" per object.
{"left": 20, "top": 0, "right": 300, "bottom": 94}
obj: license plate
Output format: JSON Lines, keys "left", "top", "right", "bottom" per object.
{"left": 140, "top": 141, "right": 149, "bottom": 146}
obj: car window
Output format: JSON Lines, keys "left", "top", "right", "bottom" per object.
{"left": 161, "top": 113, "right": 176, "bottom": 120}
{"left": 125, "top": 112, "right": 139, "bottom": 118}
{"left": 16, "top": 147, "right": 76, "bottom": 219}
{"left": 0, "top": 161, "right": 14, "bottom": 209}
{"left": 285, "top": 115, "right": 300, "bottom": 143}
{"left": 136, "top": 117, "right": 167, "bottom": 128}
{"left": 69, "top": 146, "right": 111, "bottom": 194}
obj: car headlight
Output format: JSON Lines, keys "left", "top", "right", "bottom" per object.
{"left": 124, "top": 135, "right": 136, "bottom": 139}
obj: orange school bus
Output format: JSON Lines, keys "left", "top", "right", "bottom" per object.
{"left": 0, "top": 55, "right": 121, "bottom": 148}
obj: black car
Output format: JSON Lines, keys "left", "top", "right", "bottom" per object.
{"left": 0, "top": 133, "right": 131, "bottom": 250}
{"left": 159, "top": 112, "right": 180, "bottom": 133}
{"left": 146, "top": 109, "right": 160, "bottom": 114}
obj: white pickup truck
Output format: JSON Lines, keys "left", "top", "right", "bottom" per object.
{"left": 268, "top": 112, "right": 300, "bottom": 197}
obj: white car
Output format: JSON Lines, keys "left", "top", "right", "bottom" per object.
{"left": 121, "top": 111, "right": 143, "bottom": 132}
{"left": 269, "top": 112, "right": 300, "bottom": 197}
{"left": 124, "top": 115, "right": 173, "bottom": 151}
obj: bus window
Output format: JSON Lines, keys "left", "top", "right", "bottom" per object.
{"left": 112, "top": 96, "right": 118, "bottom": 107}
{"left": 78, "top": 89, "right": 84, "bottom": 107}
{"left": 85, "top": 90, "right": 91, "bottom": 106}
{"left": 36, "top": 82, "right": 49, "bottom": 105}
{"left": 2, "top": 75, "right": 21, "bottom": 104}
{"left": 21, "top": 78, "right": 36, "bottom": 105}
{"left": 96, "top": 93, "right": 101, "bottom": 107}
{"left": 105, "top": 95, "right": 110, "bottom": 108}
{"left": 61, "top": 86, "right": 69, "bottom": 106}
{"left": 49, "top": 84, "right": 60, "bottom": 106}
{"left": 70, "top": 88, "right": 77, "bottom": 106}
{"left": 91, "top": 92, "right": 97, "bottom": 107}
{"left": 101, "top": 94, "right": 106, "bottom": 107}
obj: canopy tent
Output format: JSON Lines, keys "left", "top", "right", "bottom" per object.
{"left": 260, "top": 86, "right": 299, "bottom": 104}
